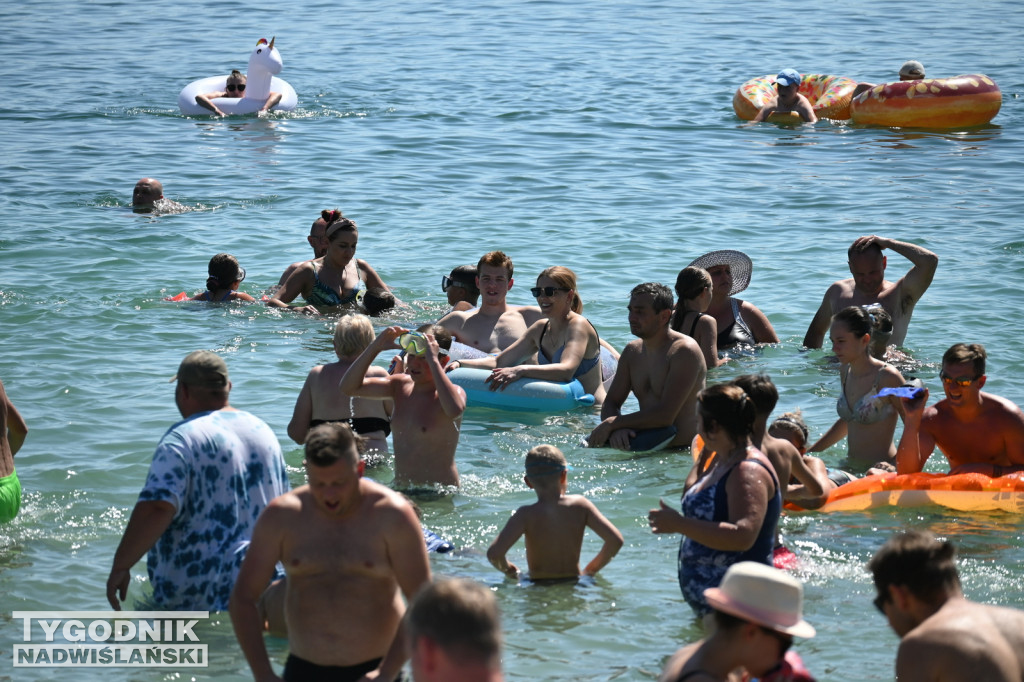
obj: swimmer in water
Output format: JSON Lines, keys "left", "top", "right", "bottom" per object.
{"left": 195, "top": 69, "right": 282, "bottom": 117}
{"left": 191, "top": 253, "right": 255, "bottom": 302}
{"left": 753, "top": 68, "right": 817, "bottom": 123}
{"left": 487, "top": 444, "right": 622, "bottom": 581}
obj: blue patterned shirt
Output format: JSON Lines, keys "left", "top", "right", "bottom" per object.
{"left": 138, "top": 409, "right": 289, "bottom": 610}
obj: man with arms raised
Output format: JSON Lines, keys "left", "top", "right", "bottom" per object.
{"left": 896, "top": 343, "right": 1024, "bottom": 476}
{"left": 439, "top": 251, "right": 541, "bottom": 353}
{"left": 869, "top": 529, "right": 1024, "bottom": 682}
{"left": 231, "top": 422, "right": 430, "bottom": 682}
{"left": 804, "top": 235, "right": 938, "bottom": 349}
{"left": 588, "top": 283, "right": 706, "bottom": 451}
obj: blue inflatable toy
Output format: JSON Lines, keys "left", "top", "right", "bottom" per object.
{"left": 447, "top": 367, "right": 595, "bottom": 412}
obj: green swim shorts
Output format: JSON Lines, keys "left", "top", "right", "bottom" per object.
{"left": 0, "top": 469, "right": 22, "bottom": 523}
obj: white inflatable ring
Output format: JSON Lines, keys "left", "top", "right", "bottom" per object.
{"left": 447, "top": 367, "right": 595, "bottom": 412}
{"left": 178, "top": 37, "right": 297, "bottom": 116}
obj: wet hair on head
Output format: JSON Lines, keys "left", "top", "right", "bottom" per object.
{"left": 305, "top": 421, "right": 365, "bottom": 467}
{"left": 698, "top": 383, "right": 757, "bottom": 440}
{"left": 477, "top": 251, "right": 514, "bottom": 279}
{"left": 769, "top": 411, "right": 809, "bottom": 450}
{"left": 227, "top": 69, "right": 245, "bottom": 83}
{"left": 539, "top": 266, "right": 582, "bottom": 314}
{"left": 449, "top": 265, "right": 480, "bottom": 296}
{"left": 333, "top": 314, "right": 375, "bottom": 357}
{"left": 407, "top": 578, "right": 503, "bottom": 665}
{"left": 361, "top": 287, "right": 396, "bottom": 316}
{"left": 868, "top": 529, "right": 960, "bottom": 604}
{"left": 848, "top": 239, "right": 884, "bottom": 260}
{"left": 326, "top": 216, "right": 358, "bottom": 242}
{"left": 942, "top": 343, "right": 986, "bottom": 377}
{"left": 524, "top": 444, "right": 568, "bottom": 481}
{"left": 675, "top": 266, "right": 712, "bottom": 301}
{"left": 630, "top": 282, "right": 674, "bottom": 313}
{"left": 414, "top": 324, "right": 454, "bottom": 354}
{"left": 731, "top": 374, "right": 778, "bottom": 416}
{"left": 833, "top": 305, "right": 874, "bottom": 338}
{"left": 206, "top": 253, "right": 243, "bottom": 291}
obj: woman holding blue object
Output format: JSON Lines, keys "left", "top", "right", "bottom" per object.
{"left": 268, "top": 212, "right": 389, "bottom": 315}
{"left": 807, "top": 306, "right": 905, "bottom": 471}
{"left": 647, "top": 383, "right": 780, "bottom": 618}
{"left": 452, "top": 266, "right": 606, "bottom": 407}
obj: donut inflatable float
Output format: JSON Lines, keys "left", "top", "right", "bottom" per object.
{"left": 733, "top": 74, "right": 858, "bottom": 121}
{"left": 850, "top": 75, "right": 1000, "bottom": 128}
{"left": 446, "top": 367, "right": 595, "bottom": 412}
{"left": 178, "top": 37, "right": 297, "bottom": 116}
{"left": 786, "top": 471, "right": 1024, "bottom": 513}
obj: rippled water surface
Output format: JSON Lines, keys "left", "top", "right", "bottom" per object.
{"left": 3, "top": 0, "right": 1024, "bottom": 679}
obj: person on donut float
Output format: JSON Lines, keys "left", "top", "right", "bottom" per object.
{"left": 753, "top": 68, "right": 817, "bottom": 123}
{"left": 195, "top": 69, "right": 281, "bottom": 117}
{"left": 854, "top": 60, "right": 927, "bottom": 98}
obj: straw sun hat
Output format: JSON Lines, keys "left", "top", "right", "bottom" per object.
{"left": 686, "top": 250, "right": 753, "bottom": 296}
{"left": 703, "top": 562, "right": 816, "bottom": 638}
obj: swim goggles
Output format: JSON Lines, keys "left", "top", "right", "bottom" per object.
{"left": 441, "top": 275, "right": 471, "bottom": 292}
{"left": 397, "top": 331, "right": 448, "bottom": 357}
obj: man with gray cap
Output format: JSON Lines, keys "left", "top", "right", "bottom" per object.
{"left": 753, "top": 68, "right": 818, "bottom": 123}
{"left": 106, "top": 350, "right": 289, "bottom": 611}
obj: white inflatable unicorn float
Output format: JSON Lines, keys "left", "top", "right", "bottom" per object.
{"left": 178, "top": 37, "right": 297, "bottom": 116}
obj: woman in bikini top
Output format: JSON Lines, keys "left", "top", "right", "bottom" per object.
{"left": 268, "top": 211, "right": 389, "bottom": 315}
{"left": 807, "top": 306, "right": 905, "bottom": 471}
{"left": 287, "top": 314, "right": 393, "bottom": 454}
{"left": 671, "top": 266, "right": 727, "bottom": 369}
{"left": 454, "top": 266, "right": 606, "bottom": 406}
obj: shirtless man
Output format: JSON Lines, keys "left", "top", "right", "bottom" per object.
{"left": 439, "top": 251, "right": 541, "bottom": 353}
{"left": 277, "top": 212, "right": 331, "bottom": 286}
{"left": 341, "top": 325, "right": 466, "bottom": 488}
{"left": 896, "top": 343, "right": 1024, "bottom": 476}
{"left": 231, "top": 422, "right": 430, "bottom": 682}
{"left": 0, "top": 377, "right": 28, "bottom": 524}
{"left": 588, "top": 283, "right": 706, "bottom": 450}
{"left": 869, "top": 529, "right": 1024, "bottom": 682}
{"left": 753, "top": 68, "right": 817, "bottom": 123}
{"left": 803, "top": 235, "right": 938, "bottom": 349}
{"left": 131, "top": 177, "right": 187, "bottom": 214}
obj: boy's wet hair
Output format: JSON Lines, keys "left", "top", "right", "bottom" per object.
{"left": 334, "top": 314, "right": 375, "bottom": 357}
{"left": 415, "top": 324, "right": 453, "bottom": 354}
{"left": 769, "top": 411, "right": 809, "bottom": 450}
{"left": 525, "top": 444, "right": 568, "bottom": 480}
{"left": 362, "top": 287, "right": 396, "bottom": 316}
{"left": 478, "top": 251, "right": 514, "bottom": 278}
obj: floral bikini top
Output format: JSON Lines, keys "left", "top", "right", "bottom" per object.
{"left": 836, "top": 364, "right": 896, "bottom": 425}
{"left": 305, "top": 261, "right": 364, "bottom": 307}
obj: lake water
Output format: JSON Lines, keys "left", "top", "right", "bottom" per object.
{"left": 3, "top": 0, "right": 1023, "bottom": 679}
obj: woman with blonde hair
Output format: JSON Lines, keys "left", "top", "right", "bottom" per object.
{"left": 288, "top": 314, "right": 392, "bottom": 454}
{"left": 453, "top": 266, "right": 606, "bottom": 406}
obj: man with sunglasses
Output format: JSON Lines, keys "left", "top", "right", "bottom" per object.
{"left": 195, "top": 69, "right": 282, "bottom": 117}
{"left": 896, "top": 343, "right": 1024, "bottom": 476}
{"left": 869, "top": 530, "right": 1024, "bottom": 682}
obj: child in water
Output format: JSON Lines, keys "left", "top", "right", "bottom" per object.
{"left": 487, "top": 444, "right": 623, "bottom": 581}
{"left": 191, "top": 253, "right": 255, "bottom": 302}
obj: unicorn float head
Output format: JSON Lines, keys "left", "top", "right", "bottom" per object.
{"left": 241, "top": 37, "right": 283, "bottom": 102}
{"left": 177, "top": 37, "right": 297, "bottom": 116}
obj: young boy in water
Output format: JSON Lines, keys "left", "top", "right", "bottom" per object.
{"left": 340, "top": 325, "right": 466, "bottom": 489}
{"left": 487, "top": 444, "right": 623, "bottom": 580}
